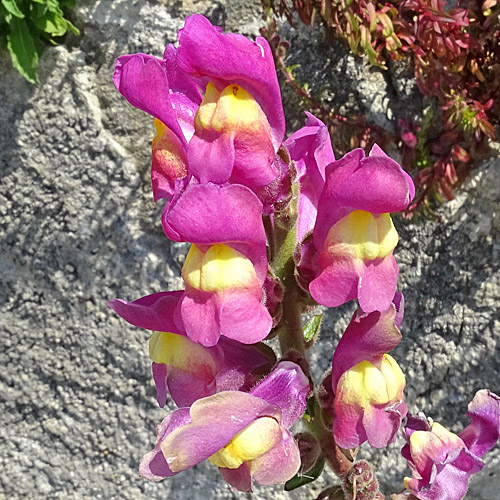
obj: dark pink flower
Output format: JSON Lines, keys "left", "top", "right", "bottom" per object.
{"left": 109, "top": 291, "right": 276, "bottom": 407}
{"left": 309, "top": 145, "right": 415, "bottom": 312}
{"left": 113, "top": 15, "right": 285, "bottom": 199}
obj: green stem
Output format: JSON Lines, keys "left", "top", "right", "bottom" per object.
{"left": 278, "top": 276, "right": 305, "bottom": 354}
{"left": 271, "top": 182, "right": 305, "bottom": 355}
{"left": 306, "top": 396, "right": 354, "bottom": 478}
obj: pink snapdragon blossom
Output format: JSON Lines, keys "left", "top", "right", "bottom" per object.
{"left": 284, "top": 112, "right": 334, "bottom": 243}
{"left": 332, "top": 293, "right": 407, "bottom": 449}
{"left": 109, "top": 291, "right": 276, "bottom": 408}
{"left": 309, "top": 145, "right": 415, "bottom": 312}
{"left": 402, "top": 390, "right": 500, "bottom": 500}
{"left": 139, "top": 362, "right": 310, "bottom": 492}
{"left": 162, "top": 183, "right": 272, "bottom": 347}
{"left": 113, "top": 15, "right": 285, "bottom": 200}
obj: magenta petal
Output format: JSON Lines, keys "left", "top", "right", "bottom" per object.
{"left": 459, "top": 389, "right": 500, "bottom": 458}
{"left": 231, "top": 139, "right": 279, "bottom": 187}
{"left": 251, "top": 428, "right": 301, "bottom": 485}
{"left": 297, "top": 178, "right": 320, "bottom": 243}
{"left": 162, "top": 183, "right": 267, "bottom": 280}
{"left": 162, "top": 44, "right": 202, "bottom": 131}
{"left": 333, "top": 402, "right": 366, "bottom": 449}
{"left": 176, "top": 14, "right": 285, "bottom": 149}
{"left": 162, "top": 392, "right": 280, "bottom": 472}
{"left": 187, "top": 131, "right": 235, "bottom": 184}
{"left": 331, "top": 302, "right": 402, "bottom": 390}
{"left": 179, "top": 291, "right": 221, "bottom": 347}
{"left": 363, "top": 402, "right": 407, "bottom": 448}
{"left": 152, "top": 363, "right": 168, "bottom": 408}
{"left": 215, "top": 338, "right": 276, "bottom": 392}
{"left": 218, "top": 293, "right": 272, "bottom": 344}
{"left": 139, "top": 408, "right": 191, "bottom": 482}
{"left": 309, "top": 258, "right": 359, "bottom": 308}
{"left": 329, "top": 151, "right": 414, "bottom": 213}
{"left": 249, "top": 361, "right": 310, "bottom": 428}
{"left": 358, "top": 254, "right": 399, "bottom": 313}
{"left": 370, "top": 143, "right": 415, "bottom": 202}
{"left": 286, "top": 111, "right": 332, "bottom": 193}
{"left": 167, "top": 366, "right": 218, "bottom": 408}
{"left": 287, "top": 112, "right": 334, "bottom": 242}
{"left": 219, "top": 463, "right": 253, "bottom": 492}
{"left": 108, "top": 291, "right": 184, "bottom": 333}
{"left": 113, "top": 54, "right": 186, "bottom": 144}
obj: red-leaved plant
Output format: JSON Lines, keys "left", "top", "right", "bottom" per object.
{"left": 263, "top": 0, "right": 500, "bottom": 214}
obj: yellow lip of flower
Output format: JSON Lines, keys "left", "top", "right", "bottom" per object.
{"left": 323, "top": 210, "right": 399, "bottom": 263}
{"left": 337, "top": 354, "right": 405, "bottom": 408}
{"left": 208, "top": 416, "right": 281, "bottom": 469}
{"left": 149, "top": 331, "right": 217, "bottom": 373}
{"left": 409, "top": 422, "right": 465, "bottom": 463}
{"left": 182, "top": 243, "right": 259, "bottom": 292}
{"left": 195, "top": 81, "right": 272, "bottom": 135}
{"left": 152, "top": 119, "right": 188, "bottom": 179}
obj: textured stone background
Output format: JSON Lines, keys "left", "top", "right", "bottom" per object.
{"left": 0, "top": 0, "right": 498, "bottom": 499}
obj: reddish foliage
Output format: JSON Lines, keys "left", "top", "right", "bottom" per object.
{"left": 263, "top": 0, "right": 500, "bottom": 214}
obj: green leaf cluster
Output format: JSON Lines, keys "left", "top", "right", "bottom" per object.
{"left": 0, "top": 0, "right": 79, "bottom": 83}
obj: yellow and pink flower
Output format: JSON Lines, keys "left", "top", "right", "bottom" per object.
{"left": 402, "top": 390, "right": 500, "bottom": 500}
{"left": 109, "top": 290, "right": 276, "bottom": 408}
{"left": 139, "top": 362, "right": 310, "bottom": 491}
{"left": 113, "top": 15, "right": 285, "bottom": 200}
{"left": 331, "top": 294, "right": 407, "bottom": 449}
{"left": 162, "top": 183, "right": 272, "bottom": 346}
{"left": 309, "top": 145, "right": 414, "bottom": 313}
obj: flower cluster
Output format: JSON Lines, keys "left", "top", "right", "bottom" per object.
{"left": 110, "top": 14, "right": 499, "bottom": 499}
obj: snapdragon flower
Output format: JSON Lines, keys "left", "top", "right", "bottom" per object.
{"left": 109, "top": 290, "right": 276, "bottom": 407}
{"left": 331, "top": 294, "right": 407, "bottom": 449}
{"left": 139, "top": 362, "right": 310, "bottom": 491}
{"left": 402, "top": 390, "right": 500, "bottom": 500}
{"left": 309, "top": 145, "right": 414, "bottom": 312}
{"left": 113, "top": 14, "right": 285, "bottom": 200}
{"left": 162, "top": 183, "right": 272, "bottom": 346}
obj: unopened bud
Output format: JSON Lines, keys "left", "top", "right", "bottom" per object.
{"left": 315, "top": 485, "right": 344, "bottom": 500}
{"left": 295, "top": 432, "right": 322, "bottom": 473}
{"left": 342, "top": 460, "right": 379, "bottom": 500}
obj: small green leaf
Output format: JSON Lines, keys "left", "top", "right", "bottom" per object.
{"left": 6, "top": 17, "right": 40, "bottom": 83}
{"left": 65, "top": 18, "right": 79, "bottom": 35}
{"left": 35, "top": 10, "right": 68, "bottom": 37}
{"left": 2, "top": 0, "right": 24, "bottom": 18}
{"left": 302, "top": 395, "right": 316, "bottom": 422}
{"left": 58, "top": 0, "right": 76, "bottom": 8}
{"left": 284, "top": 459, "right": 325, "bottom": 491}
{"left": 303, "top": 313, "right": 323, "bottom": 343}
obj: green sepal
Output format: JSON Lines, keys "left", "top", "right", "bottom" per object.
{"left": 284, "top": 458, "right": 325, "bottom": 491}
{"left": 303, "top": 313, "right": 323, "bottom": 345}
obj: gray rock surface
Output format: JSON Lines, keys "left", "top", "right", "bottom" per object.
{"left": 0, "top": 1, "right": 498, "bottom": 499}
